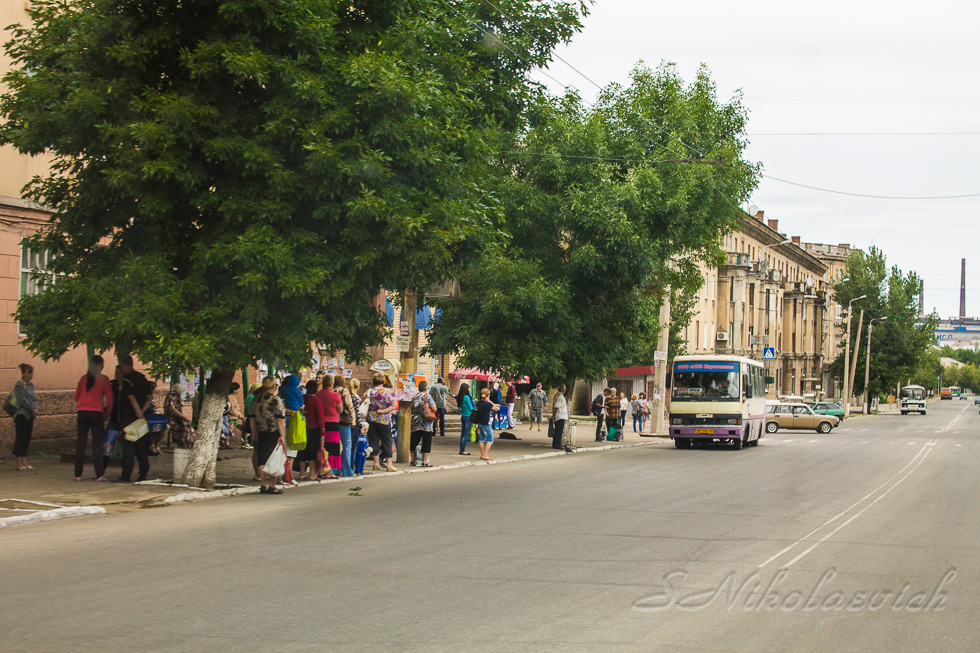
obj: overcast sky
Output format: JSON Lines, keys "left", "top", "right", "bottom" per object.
{"left": 530, "top": 0, "right": 980, "bottom": 318}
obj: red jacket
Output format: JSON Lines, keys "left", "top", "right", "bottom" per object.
{"left": 303, "top": 394, "right": 325, "bottom": 431}
{"left": 74, "top": 374, "right": 113, "bottom": 414}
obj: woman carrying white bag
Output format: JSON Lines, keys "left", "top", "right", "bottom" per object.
{"left": 248, "top": 376, "right": 288, "bottom": 495}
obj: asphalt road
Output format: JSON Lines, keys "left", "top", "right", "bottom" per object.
{"left": 2, "top": 400, "right": 978, "bottom": 652}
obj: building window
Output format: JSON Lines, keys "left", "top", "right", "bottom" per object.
{"left": 20, "top": 246, "right": 58, "bottom": 297}
{"left": 695, "top": 320, "right": 700, "bottom": 349}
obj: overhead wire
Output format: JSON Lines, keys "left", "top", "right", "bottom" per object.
{"left": 762, "top": 175, "right": 980, "bottom": 200}
{"left": 447, "top": 3, "right": 980, "bottom": 205}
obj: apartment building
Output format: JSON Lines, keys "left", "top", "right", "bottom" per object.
{"left": 682, "top": 210, "right": 835, "bottom": 399}
{"left": 801, "top": 242, "right": 853, "bottom": 397}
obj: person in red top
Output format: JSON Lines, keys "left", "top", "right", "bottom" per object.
{"left": 73, "top": 355, "right": 113, "bottom": 481}
{"left": 315, "top": 375, "right": 343, "bottom": 475}
{"left": 297, "top": 380, "right": 326, "bottom": 480}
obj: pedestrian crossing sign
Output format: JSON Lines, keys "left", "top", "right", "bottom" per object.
{"left": 763, "top": 347, "right": 776, "bottom": 360}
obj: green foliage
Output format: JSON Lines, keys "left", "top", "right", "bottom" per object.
{"left": 425, "top": 64, "right": 759, "bottom": 386}
{"left": 1, "top": 0, "right": 584, "bottom": 375}
{"left": 829, "top": 247, "right": 937, "bottom": 397}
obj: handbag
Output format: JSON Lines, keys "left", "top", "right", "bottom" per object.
{"left": 263, "top": 443, "right": 286, "bottom": 478}
{"left": 339, "top": 391, "right": 353, "bottom": 425}
{"left": 3, "top": 391, "right": 19, "bottom": 417}
{"left": 123, "top": 419, "right": 149, "bottom": 442}
{"left": 286, "top": 411, "right": 307, "bottom": 451}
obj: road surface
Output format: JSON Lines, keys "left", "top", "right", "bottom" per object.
{"left": 2, "top": 401, "right": 977, "bottom": 652}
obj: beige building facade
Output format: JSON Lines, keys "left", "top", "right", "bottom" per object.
{"left": 682, "top": 210, "right": 840, "bottom": 400}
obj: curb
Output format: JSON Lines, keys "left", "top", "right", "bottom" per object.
{"left": 0, "top": 505, "right": 106, "bottom": 530}
{"left": 163, "top": 439, "right": 665, "bottom": 505}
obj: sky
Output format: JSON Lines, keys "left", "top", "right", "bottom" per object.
{"left": 528, "top": 0, "right": 980, "bottom": 318}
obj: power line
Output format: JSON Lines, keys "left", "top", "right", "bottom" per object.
{"left": 746, "top": 97, "right": 980, "bottom": 104}
{"left": 477, "top": 0, "right": 605, "bottom": 92}
{"left": 435, "top": 0, "right": 571, "bottom": 90}
{"left": 474, "top": 0, "right": 710, "bottom": 163}
{"left": 763, "top": 175, "right": 980, "bottom": 200}
{"left": 750, "top": 132, "right": 980, "bottom": 136}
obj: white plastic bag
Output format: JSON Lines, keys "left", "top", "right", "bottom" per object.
{"left": 263, "top": 443, "right": 286, "bottom": 478}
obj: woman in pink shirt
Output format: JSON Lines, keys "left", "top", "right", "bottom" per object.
{"left": 316, "top": 375, "right": 343, "bottom": 476}
{"left": 73, "top": 355, "right": 113, "bottom": 481}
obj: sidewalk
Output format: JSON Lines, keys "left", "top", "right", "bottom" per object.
{"left": 0, "top": 418, "right": 665, "bottom": 516}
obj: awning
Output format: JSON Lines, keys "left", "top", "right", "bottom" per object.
{"left": 415, "top": 305, "right": 432, "bottom": 329}
{"left": 449, "top": 367, "right": 529, "bottom": 384}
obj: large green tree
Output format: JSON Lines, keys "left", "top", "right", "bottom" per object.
{"left": 830, "top": 247, "right": 938, "bottom": 402}
{"left": 1, "top": 0, "right": 583, "bottom": 487}
{"left": 426, "top": 64, "right": 758, "bottom": 389}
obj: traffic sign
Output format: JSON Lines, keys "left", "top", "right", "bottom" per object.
{"left": 763, "top": 347, "right": 776, "bottom": 360}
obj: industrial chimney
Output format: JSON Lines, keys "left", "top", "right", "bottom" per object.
{"left": 960, "top": 259, "right": 967, "bottom": 318}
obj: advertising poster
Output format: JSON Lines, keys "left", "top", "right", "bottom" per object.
{"left": 395, "top": 373, "right": 426, "bottom": 401}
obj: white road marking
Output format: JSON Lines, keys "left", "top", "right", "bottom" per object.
{"left": 778, "top": 447, "right": 933, "bottom": 569}
{"left": 908, "top": 442, "right": 916, "bottom": 445}
{"left": 809, "top": 439, "right": 818, "bottom": 443}
{"left": 759, "top": 443, "right": 934, "bottom": 569}
{"left": 938, "top": 414, "right": 962, "bottom": 433}
{"left": 956, "top": 444, "right": 963, "bottom": 447}
{"left": 861, "top": 429, "right": 869, "bottom": 432}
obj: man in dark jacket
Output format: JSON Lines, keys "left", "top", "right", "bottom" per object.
{"left": 117, "top": 355, "right": 151, "bottom": 482}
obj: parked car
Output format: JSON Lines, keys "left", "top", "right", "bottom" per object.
{"left": 811, "top": 402, "right": 845, "bottom": 421}
{"left": 765, "top": 402, "right": 837, "bottom": 434}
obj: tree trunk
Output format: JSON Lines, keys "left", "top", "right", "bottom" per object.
{"left": 180, "top": 369, "right": 235, "bottom": 489}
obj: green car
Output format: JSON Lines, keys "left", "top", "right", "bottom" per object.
{"left": 810, "top": 402, "right": 844, "bottom": 424}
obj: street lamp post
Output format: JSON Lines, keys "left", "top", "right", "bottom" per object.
{"left": 842, "top": 294, "right": 867, "bottom": 419}
{"left": 862, "top": 316, "right": 887, "bottom": 415}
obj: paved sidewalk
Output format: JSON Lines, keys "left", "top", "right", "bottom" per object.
{"left": 0, "top": 418, "right": 664, "bottom": 514}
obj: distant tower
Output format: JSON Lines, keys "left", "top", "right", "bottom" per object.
{"left": 919, "top": 281, "right": 924, "bottom": 317}
{"left": 960, "top": 259, "right": 967, "bottom": 318}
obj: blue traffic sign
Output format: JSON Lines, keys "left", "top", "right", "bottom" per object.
{"left": 763, "top": 347, "right": 776, "bottom": 360}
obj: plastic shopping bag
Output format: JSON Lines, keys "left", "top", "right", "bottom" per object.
{"left": 468, "top": 425, "right": 477, "bottom": 442}
{"left": 286, "top": 412, "right": 307, "bottom": 451}
{"left": 263, "top": 443, "right": 286, "bottom": 478}
{"left": 104, "top": 429, "right": 120, "bottom": 456}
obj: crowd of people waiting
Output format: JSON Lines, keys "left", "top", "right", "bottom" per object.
{"left": 10, "top": 358, "right": 653, "bottom": 484}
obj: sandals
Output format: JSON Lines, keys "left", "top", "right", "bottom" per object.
{"left": 267, "top": 487, "right": 284, "bottom": 495}
{"left": 17, "top": 466, "right": 33, "bottom": 471}
{"left": 422, "top": 463, "right": 433, "bottom": 467}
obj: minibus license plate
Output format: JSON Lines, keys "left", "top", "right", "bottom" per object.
{"left": 695, "top": 428, "right": 713, "bottom": 434}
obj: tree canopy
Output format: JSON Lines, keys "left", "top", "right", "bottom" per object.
{"left": 0, "top": 0, "right": 584, "bottom": 486}
{"left": 1, "top": 0, "right": 585, "bottom": 376}
{"left": 830, "top": 247, "right": 937, "bottom": 398}
{"left": 425, "top": 64, "right": 759, "bottom": 386}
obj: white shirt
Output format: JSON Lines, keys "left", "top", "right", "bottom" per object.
{"left": 554, "top": 393, "right": 568, "bottom": 421}
{"left": 620, "top": 397, "right": 628, "bottom": 412}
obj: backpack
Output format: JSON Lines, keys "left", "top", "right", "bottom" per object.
{"left": 591, "top": 394, "right": 605, "bottom": 416}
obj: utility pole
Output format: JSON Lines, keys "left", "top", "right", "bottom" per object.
{"left": 842, "top": 295, "right": 866, "bottom": 418}
{"left": 649, "top": 291, "right": 671, "bottom": 436}
{"left": 395, "top": 290, "right": 418, "bottom": 464}
{"left": 845, "top": 308, "right": 864, "bottom": 418}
